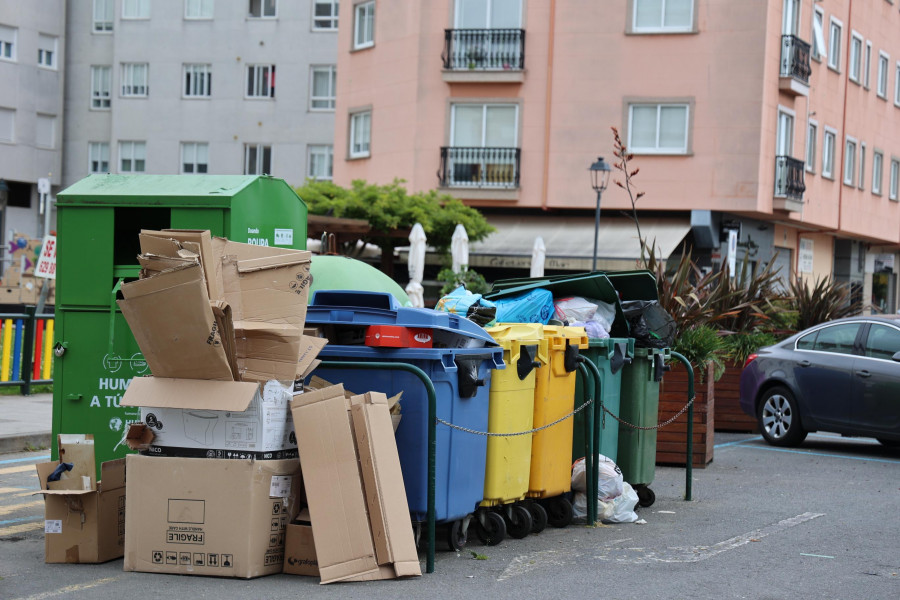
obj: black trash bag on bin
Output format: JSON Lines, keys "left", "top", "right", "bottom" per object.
{"left": 466, "top": 303, "right": 497, "bottom": 327}
{"left": 620, "top": 300, "right": 676, "bottom": 348}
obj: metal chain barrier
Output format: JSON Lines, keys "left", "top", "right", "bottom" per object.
{"left": 599, "top": 395, "right": 696, "bottom": 431}
{"left": 436, "top": 398, "right": 594, "bottom": 437}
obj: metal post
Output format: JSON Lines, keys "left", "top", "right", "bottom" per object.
{"left": 591, "top": 189, "right": 602, "bottom": 272}
{"left": 668, "top": 352, "right": 694, "bottom": 501}
{"left": 317, "top": 360, "right": 438, "bottom": 574}
{"left": 577, "top": 362, "right": 595, "bottom": 525}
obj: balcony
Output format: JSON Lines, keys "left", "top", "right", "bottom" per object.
{"left": 442, "top": 29, "right": 525, "bottom": 83}
{"left": 779, "top": 35, "right": 811, "bottom": 96}
{"left": 774, "top": 155, "right": 805, "bottom": 212}
{"left": 439, "top": 147, "right": 521, "bottom": 191}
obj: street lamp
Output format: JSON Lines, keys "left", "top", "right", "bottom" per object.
{"left": 589, "top": 157, "right": 612, "bottom": 272}
{"left": 0, "top": 179, "right": 9, "bottom": 254}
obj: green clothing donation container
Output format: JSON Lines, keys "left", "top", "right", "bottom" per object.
{"left": 53, "top": 175, "right": 307, "bottom": 471}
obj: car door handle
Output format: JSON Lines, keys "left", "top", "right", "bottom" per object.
{"left": 798, "top": 360, "right": 811, "bottom": 367}
{"left": 856, "top": 370, "right": 871, "bottom": 378}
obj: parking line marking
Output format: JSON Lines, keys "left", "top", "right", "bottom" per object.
{"left": 740, "top": 444, "right": 900, "bottom": 464}
{"left": 0, "top": 500, "right": 43, "bottom": 517}
{"left": 0, "top": 521, "right": 43, "bottom": 537}
{"left": 714, "top": 437, "right": 757, "bottom": 449}
{"left": 0, "top": 515, "right": 42, "bottom": 526}
{"left": 6, "top": 576, "right": 121, "bottom": 600}
{"left": 0, "top": 455, "right": 50, "bottom": 466}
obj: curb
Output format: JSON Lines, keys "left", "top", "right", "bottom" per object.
{"left": 0, "top": 432, "right": 52, "bottom": 454}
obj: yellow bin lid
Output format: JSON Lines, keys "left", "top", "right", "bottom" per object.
{"left": 541, "top": 325, "right": 590, "bottom": 350}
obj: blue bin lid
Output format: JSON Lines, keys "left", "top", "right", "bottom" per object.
{"left": 307, "top": 290, "right": 499, "bottom": 347}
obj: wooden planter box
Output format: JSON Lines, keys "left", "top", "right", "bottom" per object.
{"left": 656, "top": 363, "right": 714, "bottom": 468}
{"left": 713, "top": 360, "right": 759, "bottom": 433}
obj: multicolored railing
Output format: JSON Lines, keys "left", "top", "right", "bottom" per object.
{"left": 0, "top": 309, "right": 54, "bottom": 394}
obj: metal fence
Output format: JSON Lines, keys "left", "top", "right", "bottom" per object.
{"left": 0, "top": 308, "right": 55, "bottom": 394}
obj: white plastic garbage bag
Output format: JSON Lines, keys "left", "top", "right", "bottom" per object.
{"left": 571, "top": 455, "right": 640, "bottom": 523}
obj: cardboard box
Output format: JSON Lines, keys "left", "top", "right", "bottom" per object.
{"left": 142, "top": 229, "right": 223, "bottom": 302}
{"left": 124, "top": 454, "right": 300, "bottom": 578}
{"left": 121, "top": 377, "right": 297, "bottom": 459}
{"left": 283, "top": 520, "right": 318, "bottom": 577}
{"left": 34, "top": 436, "right": 126, "bottom": 564}
{"left": 3, "top": 264, "right": 21, "bottom": 287}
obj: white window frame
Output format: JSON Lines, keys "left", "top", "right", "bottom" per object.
{"left": 353, "top": 1, "right": 375, "bottom": 50}
{"left": 349, "top": 110, "right": 372, "bottom": 158}
{"left": 0, "top": 25, "right": 16, "bottom": 62}
{"left": 872, "top": 151, "right": 884, "bottom": 195}
{"left": 122, "top": 0, "right": 151, "bottom": 19}
{"left": 180, "top": 142, "right": 208, "bottom": 174}
{"left": 246, "top": 64, "right": 275, "bottom": 99}
{"left": 843, "top": 136, "right": 857, "bottom": 187}
{"left": 183, "top": 63, "right": 212, "bottom": 98}
{"left": 313, "top": 0, "right": 339, "bottom": 31}
{"left": 37, "top": 34, "right": 58, "bottom": 69}
{"left": 243, "top": 143, "right": 271, "bottom": 174}
{"left": 121, "top": 63, "right": 149, "bottom": 97}
{"left": 91, "top": 65, "right": 112, "bottom": 109}
{"left": 828, "top": 17, "right": 842, "bottom": 72}
{"left": 811, "top": 7, "right": 825, "bottom": 62}
{"left": 35, "top": 114, "right": 55, "bottom": 149}
{"left": 93, "top": 0, "right": 114, "bottom": 32}
{"left": 307, "top": 144, "right": 334, "bottom": 180}
{"left": 877, "top": 51, "right": 890, "bottom": 99}
{"left": 805, "top": 120, "right": 817, "bottom": 174}
{"left": 631, "top": 0, "right": 695, "bottom": 33}
{"left": 185, "top": 0, "right": 213, "bottom": 19}
{"left": 889, "top": 158, "right": 899, "bottom": 201}
{"left": 822, "top": 127, "right": 837, "bottom": 179}
{"left": 248, "top": 0, "right": 277, "bottom": 19}
{"left": 627, "top": 102, "right": 691, "bottom": 155}
{"left": 864, "top": 41, "right": 872, "bottom": 89}
{"left": 848, "top": 31, "right": 863, "bottom": 84}
{"left": 858, "top": 142, "right": 866, "bottom": 190}
{"left": 0, "top": 108, "right": 15, "bottom": 143}
{"left": 309, "top": 65, "right": 337, "bottom": 111}
{"left": 895, "top": 61, "right": 900, "bottom": 107}
{"left": 118, "top": 141, "right": 146, "bottom": 173}
{"left": 89, "top": 142, "right": 110, "bottom": 173}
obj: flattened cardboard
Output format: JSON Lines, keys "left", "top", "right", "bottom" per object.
{"left": 234, "top": 322, "right": 303, "bottom": 383}
{"left": 124, "top": 455, "right": 300, "bottom": 578}
{"left": 145, "top": 229, "right": 224, "bottom": 302}
{"left": 118, "top": 263, "right": 234, "bottom": 381}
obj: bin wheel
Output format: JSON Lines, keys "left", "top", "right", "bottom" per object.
{"left": 636, "top": 486, "right": 655, "bottom": 508}
{"left": 528, "top": 502, "right": 548, "bottom": 534}
{"left": 446, "top": 520, "right": 467, "bottom": 552}
{"left": 545, "top": 496, "right": 574, "bottom": 528}
{"left": 474, "top": 512, "right": 506, "bottom": 546}
{"left": 504, "top": 505, "right": 533, "bottom": 540}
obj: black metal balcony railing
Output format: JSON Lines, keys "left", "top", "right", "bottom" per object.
{"left": 780, "top": 35, "right": 811, "bottom": 85}
{"left": 442, "top": 29, "right": 525, "bottom": 71}
{"left": 439, "top": 147, "right": 521, "bottom": 188}
{"left": 775, "top": 156, "right": 806, "bottom": 200}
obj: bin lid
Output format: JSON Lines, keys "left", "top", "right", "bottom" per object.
{"left": 307, "top": 290, "right": 497, "bottom": 346}
{"left": 309, "top": 255, "right": 411, "bottom": 307}
{"left": 491, "top": 270, "right": 659, "bottom": 303}
{"left": 486, "top": 323, "right": 544, "bottom": 344}
{"left": 541, "top": 325, "right": 590, "bottom": 349}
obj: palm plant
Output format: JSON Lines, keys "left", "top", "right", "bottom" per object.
{"left": 788, "top": 274, "right": 863, "bottom": 331}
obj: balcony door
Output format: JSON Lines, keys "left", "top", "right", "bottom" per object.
{"left": 782, "top": 0, "right": 800, "bottom": 36}
{"left": 776, "top": 110, "right": 794, "bottom": 157}
{"left": 452, "top": 0, "right": 522, "bottom": 70}
{"left": 455, "top": 0, "right": 522, "bottom": 29}
{"left": 448, "top": 104, "right": 518, "bottom": 187}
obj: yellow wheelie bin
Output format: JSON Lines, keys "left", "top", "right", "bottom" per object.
{"left": 526, "top": 325, "right": 589, "bottom": 531}
{"left": 475, "top": 323, "right": 547, "bottom": 545}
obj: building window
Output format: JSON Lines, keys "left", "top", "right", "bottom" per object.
{"left": 248, "top": 0, "right": 276, "bottom": 18}
{"left": 121, "top": 63, "right": 149, "bottom": 97}
{"left": 805, "top": 121, "right": 817, "bottom": 173}
{"left": 89, "top": 142, "right": 110, "bottom": 173}
{"left": 181, "top": 142, "right": 208, "bottom": 173}
{"left": 349, "top": 111, "right": 372, "bottom": 158}
{"left": 246, "top": 64, "right": 275, "bottom": 98}
{"left": 183, "top": 64, "right": 212, "bottom": 97}
{"left": 37, "top": 34, "right": 58, "bottom": 69}
{"left": 91, "top": 66, "right": 112, "bottom": 109}
{"left": 93, "top": 0, "right": 114, "bottom": 32}
{"left": 119, "top": 141, "right": 146, "bottom": 173}
{"left": 849, "top": 32, "right": 862, "bottom": 83}
{"left": 354, "top": 1, "right": 375, "bottom": 50}
{"left": 877, "top": 52, "right": 889, "bottom": 99}
{"left": 811, "top": 7, "right": 825, "bottom": 61}
{"left": 0, "top": 108, "right": 14, "bottom": 143}
{"left": 313, "top": 0, "right": 339, "bottom": 30}
{"left": 307, "top": 145, "right": 333, "bottom": 180}
{"left": 447, "top": 102, "right": 519, "bottom": 187}
{"left": 843, "top": 137, "right": 857, "bottom": 186}
{"left": 873, "top": 151, "right": 884, "bottom": 195}
{"left": 244, "top": 144, "right": 271, "bottom": 174}
{"left": 35, "top": 114, "right": 55, "bottom": 148}
{"left": 122, "top": 0, "right": 151, "bottom": 19}
{"left": 0, "top": 25, "right": 16, "bottom": 61}
{"left": 185, "top": 0, "right": 213, "bottom": 18}
{"left": 858, "top": 142, "right": 866, "bottom": 190}
{"left": 628, "top": 102, "right": 690, "bottom": 154}
{"left": 895, "top": 62, "right": 900, "bottom": 106}
{"left": 889, "top": 159, "right": 899, "bottom": 201}
{"left": 822, "top": 127, "right": 836, "bottom": 179}
{"left": 864, "top": 41, "right": 872, "bottom": 89}
{"left": 632, "top": 0, "right": 693, "bottom": 32}
{"left": 828, "top": 17, "right": 842, "bottom": 71}
{"left": 310, "top": 66, "right": 336, "bottom": 110}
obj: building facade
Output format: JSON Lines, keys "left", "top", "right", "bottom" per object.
{"left": 333, "top": 0, "right": 900, "bottom": 312}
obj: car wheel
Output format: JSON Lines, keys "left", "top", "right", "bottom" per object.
{"left": 758, "top": 386, "right": 807, "bottom": 447}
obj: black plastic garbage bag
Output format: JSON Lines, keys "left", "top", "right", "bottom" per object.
{"left": 466, "top": 303, "right": 497, "bottom": 327}
{"left": 620, "top": 300, "right": 676, "bottom": 348}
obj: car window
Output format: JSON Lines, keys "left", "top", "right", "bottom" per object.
{"left": 864, "top": 324, "right": 900, "bottom": 360}
{"left": 796, "top": 331, "right": 817, "bottom": 350}
{"left": 812, "top": 323, "right": 861, "bottom": 355}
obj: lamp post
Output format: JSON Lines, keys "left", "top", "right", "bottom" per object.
{"left": 0, "top": 179, "right": 9, "bottom": 259}
{"left": 589, "top": 157, "right": 612, "bottom": 272}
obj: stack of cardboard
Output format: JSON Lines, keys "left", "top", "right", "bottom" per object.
{"left": 1, "top": 233, "right": 55, "bottom": 305}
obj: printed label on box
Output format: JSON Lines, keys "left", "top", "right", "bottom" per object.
{"left": 44, "top": 520, "right": 62, "bottom": 534}
{"left": 269, "top": 475, "right": 292, "bottom": 498}
{"left": 274, "top": 229, "right": 293, "bottom": 246}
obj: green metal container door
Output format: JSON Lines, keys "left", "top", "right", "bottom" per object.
{"left": 53, "top": 175, "right": 307, "bottom": 471}
{"left": 615, "top": 347, "right": 666, "bottom": 487}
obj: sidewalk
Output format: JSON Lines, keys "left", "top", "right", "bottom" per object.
{"left": 0, "top": 392, "right": 52, "bottom": 453}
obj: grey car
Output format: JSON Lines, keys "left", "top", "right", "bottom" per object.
{"left": 739, "top": 316, "right": 900, "bottom": 447}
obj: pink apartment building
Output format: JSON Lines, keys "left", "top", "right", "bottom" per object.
{"left": 333, "top": 0, "right": 900, "bottom": 313}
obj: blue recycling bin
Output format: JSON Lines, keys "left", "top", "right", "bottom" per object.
{"left": 305, "top": 291, "right": 504, "bottom": 538}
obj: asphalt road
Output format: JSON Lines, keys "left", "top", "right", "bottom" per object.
{"left": 1, "top": 432, "right": 898, "bottom": 599}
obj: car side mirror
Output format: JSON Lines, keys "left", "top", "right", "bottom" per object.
{"left": 893, "top": 351, "right": 900, "bottom": 363}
